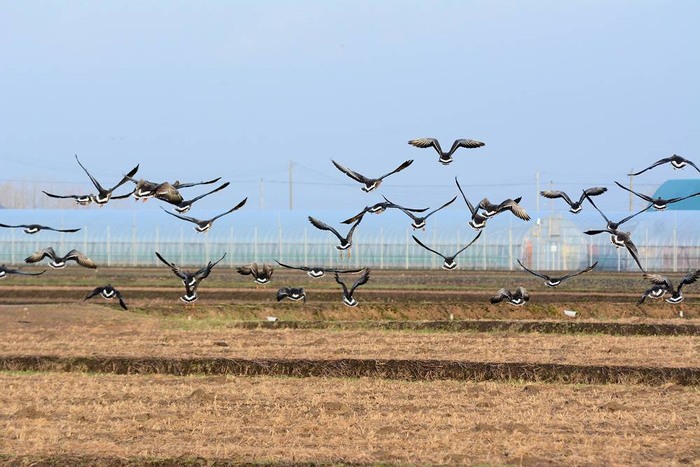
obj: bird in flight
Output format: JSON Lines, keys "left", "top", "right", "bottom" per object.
{"left": 540, "top": 187, "right": 607, "bottom": 214}
{"left": 74, "top": 154, "right": 139, "bottom": 205}
{"left": 388, "top": 195, "right": 457, "bottom": 230}
{"left": 583, "top": 228, "right": 645, "bottom": 272}
{"left": 335, "top": 268, "right": 370, "bottom": 307}
{"left": 614, "top": 181, "right": 700, "bottom": 210}
{"left": 161, "top": 197, "right": 247, "bottom": 232}
{"left": 584, "top": 193, "right": 650, "bottom": 231}
{"left": 276, "top": 287, "right": 307, "bottom": 303}
{"left": 84, "top": 284, "right": 128, "bottom": 310}
{"left": 25, "top": 247, "right": 97, "bottom": 269}
{"left": 0, "top": 223, "right": 81, "bottom": 235}
{"left": 455, "top": 177, "right": 489, "bottom": 230}
{"left": 155, "top": 251, "right": 226, "bottom": 289}
{"left": 0, "top": 265, "right": 46, "bottom": 279}
{"left": 275, "top": 260, "right": 363, "bottom": 279}
{"left": 340, "top": 197, "right": 428, "bottom": 225}
{"left": 331, "top": 159, "right": 413, "bottom": 192}
{"left": 308, "top": 215, "right": 363, "bottom": 257}
{"left": 411, "top": 230, "right": 483, "bottom": 270}
{"left": 490, "top": 287, "right": 529, "bottom": 306}
{"left": 478, "top": 197, "right": 530, "bottom": 221}
{"left": 237, "top": 262, "right": 274, "bottom": 284}
{"left": 517, "top": 259, "right": 598, "bottom": 287}
{"left": 641, "top": 270, "right": 700, "bottom": 304}
{"left": 629, "top": 154, "right": 700, "bottom": 176}
{"left": 408, "top": 138, "right": 485, "bottom": 165}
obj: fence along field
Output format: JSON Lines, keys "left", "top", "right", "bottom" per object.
{"left": 1, "top": 207, "right": 699, "bottom": 271}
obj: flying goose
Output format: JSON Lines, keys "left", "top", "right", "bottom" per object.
{"left": 275, "top": 260, "right": 363, "bottom": 278}
{"left": 490, "top": 287, "right": 529, "bottom": 306}
{"left": 387, "top": 195, "right": 457, "bottom": 230}
{"left": 276, "top": 287, "right": 307, "bottom": 303}
{"left": 0, "top": 223, "right": 81, "bottom": 234}
{"left": 335, "top": 268, "right": 370, "bottom": 307}
{"left": 517, "top": 259, "right": 598, "bottom": 287}
{"left": 237, "top": 262, "right": 274, "bottom": 284}
{"left": 478, "top": 197, "right": 530, "bottom": 221}
{"left": 25, "top": 247, "right": 97, "bottom": 269}
{"left": 153, "top": 177, "right": 222, "bottom": 205}
{"left": 637, "top": 284, "right": 668, "bottom": 304}
{"left": 155, "top": 251, "right": 226, "bottom": 289}
{"left": 0, "top": 264, "right": 46, "bottom": 279}
{"left": 41, "top": 191, "right": 95, "bottom": 206}
{"left": 84, "top": 284, "right": 128, "bottom": 310}
{"left": 408, "top": 138, "right": 485, "bottom": 165}
{"left": 585, "top": 193, "right": 650, "bottom": 230}
{"left": 583, "top": 228, "right": 645, "bottom": 272}
{"left": 75, "top": 155, "right": 139, "bottom": 205}
{"left": 614, "top": 181, "right": 700, "bottom": 210}
{"left": 455, "top": 177, "right": 489, "bottom": 230}
{"left": 127, "top": 178, "right": 159, "bottom": 201}
{"left": 331, "top": 159, "right": 413, "bottom": 192}
{"left": 171, "top": 182, "right": 230, "bottom": 213}
{"left": 629, "top": 154, "right": 700, "bottom": 176}
{"left": 539, "top": 187, "right": 607, "bottom": 214}
{"left": 308, "top": 215, "right": 362, "bottom": 256}
{"left": 411, "top": 230, "right": 483, "bottom": 270}
{"left": 161, "top": 197, "right": 247, "bottom": 232}
{"left": 642, "top": 270, "right": 700, "bottom": 304}
{"left": 341, "top": 198, "right": 428, "bottom": 225}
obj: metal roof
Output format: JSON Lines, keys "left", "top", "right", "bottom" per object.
{"left": 652, "top": 179, "right": 700, "bottom": 210}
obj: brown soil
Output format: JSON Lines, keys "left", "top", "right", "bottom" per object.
{"left": 1, "top": 305, "right": 698, "bottom": 369}
{"left": 1, "top": 373, "right": 698, "bottom": 465}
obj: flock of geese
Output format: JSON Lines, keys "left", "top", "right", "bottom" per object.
{"left": 1, "top": 147, "right": 699, "bottom": 312}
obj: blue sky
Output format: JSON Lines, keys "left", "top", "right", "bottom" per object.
{"left": 1, "top": 1, "right": 698, "bottom": 215}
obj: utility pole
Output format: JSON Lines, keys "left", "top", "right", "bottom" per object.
{"left": 629, "top": 169, "right": 634, "bottom": 212}
{"left": 288, "top": 160, "right": 293, "bottom": 210}
{"left": 535, "top": 172, "right": 540, "bottom": 211}
{"left": 259, "top": 178, "right": 264, "bottom": 210}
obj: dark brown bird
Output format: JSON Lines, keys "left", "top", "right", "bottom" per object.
{"left": 25, "top": 247, "right": 97, "bottom": 269}
{"left": 237, "top": 262, "right": 274, "bottom": 284}
{"left": 478, "top": 197, "right": 530, "bottom": 221}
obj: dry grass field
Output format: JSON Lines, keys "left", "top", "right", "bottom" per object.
{"left": 1, "top": 268, "right": 700, "bottom": 465}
